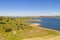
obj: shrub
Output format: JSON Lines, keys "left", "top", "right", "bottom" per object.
{"left": 0, "top": 22, "right": 5, "bottom": 24}
{"left": 5, "top": 28, "right": 12, "bottom": 32}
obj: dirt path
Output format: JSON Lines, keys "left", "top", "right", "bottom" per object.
{"left": 23, "top": 35, "right": 60, "bottom": 40}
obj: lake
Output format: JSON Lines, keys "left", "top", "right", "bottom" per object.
{"left": 35, "top": 18, "right": 60, "bottom": 31}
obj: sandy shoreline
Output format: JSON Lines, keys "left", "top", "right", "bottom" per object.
{"left": 31, "top": 23, "right": 60, "bottom": 32}
{"left": 40, "top": 26, "right": 59, "bottom": 32}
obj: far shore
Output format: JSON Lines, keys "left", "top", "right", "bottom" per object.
{"left": 24, "top": 20, "right": 42, "bottom": 22}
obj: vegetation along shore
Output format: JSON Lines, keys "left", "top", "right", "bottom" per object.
{"left": 0, "top": 16, "right": 60, "bottom": 40}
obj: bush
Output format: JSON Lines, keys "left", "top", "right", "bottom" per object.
{"left": 5, "top": 28, "right": 12, "bottom": 32}
{"left": 0, "top": 22, "right": 5, "bottom": 24}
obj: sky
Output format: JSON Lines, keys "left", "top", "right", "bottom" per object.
{"left": 0, "top": 0, "right": 60, "bottom": 16}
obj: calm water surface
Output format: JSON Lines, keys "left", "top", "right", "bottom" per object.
{"left": 35, "top": 18, "right": 60, "bottom": 31}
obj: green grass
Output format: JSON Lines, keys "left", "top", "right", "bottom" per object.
{"left": 0, "top": 16, "right": 60, "bottom": 40}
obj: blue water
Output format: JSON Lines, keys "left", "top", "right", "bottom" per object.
{"left": 35, "top": 18, "right": 60, "bottom": 31}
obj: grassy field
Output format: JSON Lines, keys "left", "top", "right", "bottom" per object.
{"left": 0, "top": 16, "right": 60, "bottom": 40}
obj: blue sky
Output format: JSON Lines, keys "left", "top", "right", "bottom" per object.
{"left": 0, "top": 0, "right": 60, "bottom": 16}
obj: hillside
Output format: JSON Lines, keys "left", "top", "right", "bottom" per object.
{"left": 0, "top": 16, "right": 60, "bottom": 40}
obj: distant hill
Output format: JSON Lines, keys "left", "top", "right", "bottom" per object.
{"left": 23, "top": 16, "right": 60, "bottom": 18}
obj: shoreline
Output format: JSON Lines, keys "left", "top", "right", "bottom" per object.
{"left": 23, "top": 27, "right": 60, "bottom": 40}
{"left": 30, "top": 23, "right": 60, "bottom": 32}
{"left": 39, "top": 27, "right": 60, "bottom": 33}
{"left": 24, "top": 20, "right": 42, "bottom": 22}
